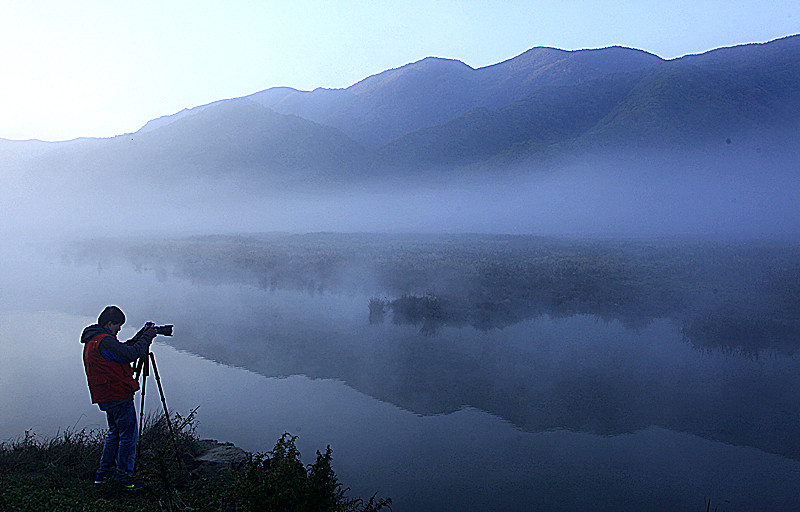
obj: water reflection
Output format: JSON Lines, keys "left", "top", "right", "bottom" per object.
{"left": 2, "top": 310, "right": 800, "bottom": 512}
{"left": 369, "top": 291, "right": 800, "bottom": 356}
{"left": 166, "top": 302, "right": 800, "bottom": 461}
{"left": 8, "top": 239, "right": 800, "bottom": 461}
{"left": 3, "top": 238, "right": 800, "bottom": 511}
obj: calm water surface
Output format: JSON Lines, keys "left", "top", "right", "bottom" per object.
{"left": 2, "top": 243, "right": 799, "bottom": 511}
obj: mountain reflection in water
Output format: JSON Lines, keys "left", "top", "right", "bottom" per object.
{"left": 62, "top": 234, "right": 800, "bottom": 462}
{"left": 3, "top": 234, "right": 800, "bottom": 511}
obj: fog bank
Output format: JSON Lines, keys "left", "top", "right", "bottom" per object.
{"left": 2, "top": 146, "right": 798, "bottom": 239}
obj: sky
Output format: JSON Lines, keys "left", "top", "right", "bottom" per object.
{"left": 1, "top": 0, "right": 798, "bottom": 142}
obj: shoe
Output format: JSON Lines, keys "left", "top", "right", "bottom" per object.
{"left": 118, "top": 475, "right": 142, "bottom": 491}
{"left": 94, "top": 472, "right": 111, "bottom": 485}
{"left": 124, "top": 481, "right": 142, "bottom": 491}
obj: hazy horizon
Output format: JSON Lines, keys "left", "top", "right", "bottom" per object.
{"left": 3, "top": 146, "right": 799, "bottom": 241}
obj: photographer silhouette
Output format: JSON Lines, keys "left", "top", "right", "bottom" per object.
{"left": 81, "top": 306, "right": 169, "bottom": 489}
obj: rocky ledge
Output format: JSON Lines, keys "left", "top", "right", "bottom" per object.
{"left": 188, "top": 439, "right": 250, "bottom": 478}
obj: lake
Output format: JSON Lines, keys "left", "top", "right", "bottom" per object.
{"left": 2, "top": 234, "right": 799, "bottom": 511}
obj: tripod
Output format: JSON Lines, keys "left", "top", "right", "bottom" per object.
{"left": 135, "top": 351, "right": 182, "bottom": 469}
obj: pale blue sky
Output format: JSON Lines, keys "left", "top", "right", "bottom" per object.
{"left": 1, "top": 0, "right": 797, "bottom": 141}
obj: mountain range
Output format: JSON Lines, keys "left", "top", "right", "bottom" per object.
{"left": 3, "top": 35, "right": 799, "bottom": 185}
{"left": 2, "top": 35, "right": 799, "bottom": 236}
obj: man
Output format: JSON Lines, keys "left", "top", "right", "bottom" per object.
{"left": 81, "top": 305, "right": 156, "bottom": 488}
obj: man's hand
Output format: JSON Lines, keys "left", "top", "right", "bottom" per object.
{"left": 132, "top": 322, "right": 157, "bottom": 342}
{"left": 142, "top": 322, "right": 157, "bottom": 340}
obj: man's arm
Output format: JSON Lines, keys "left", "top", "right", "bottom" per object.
{"left": 98, "top": 328, "right": 155, "bottom": 363}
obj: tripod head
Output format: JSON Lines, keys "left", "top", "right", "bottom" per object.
{"left": 133, "top": 322, "right": 173, "bottom": 379}
{"left": 134, "top": 352, "right": 151, "bottom": 380}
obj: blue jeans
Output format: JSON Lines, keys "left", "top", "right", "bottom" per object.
{"left": 97, "top": 398, "right": 138, "bottom": 478}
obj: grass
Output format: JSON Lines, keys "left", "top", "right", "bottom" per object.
{"left": 0, "top": 428, "right": 148, "bottom": 512}
{"left": 0, "top": 411, "right": 391, "bottom": 512}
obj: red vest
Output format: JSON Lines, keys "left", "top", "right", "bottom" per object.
{"left": 83, "top": 333, "right": 139, "bottom": 404}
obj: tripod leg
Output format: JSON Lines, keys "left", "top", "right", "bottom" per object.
{"left": 136, "top": 356, "right": 148, "bottom": 472}
{"left": 149, "top": 352, "right": 183, "bottom": 468}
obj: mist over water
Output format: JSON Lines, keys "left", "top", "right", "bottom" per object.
{"left": 2, "top": 132, "right": 799, "bottom": 511}
{"left": 2, "top": 121, "right": 799, "bottom": 512}
{"left": 2, "top": 233, "right": 800, "bottom": 510}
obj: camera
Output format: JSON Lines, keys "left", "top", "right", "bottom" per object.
{"left": 154, "top": 324, "right": 173, "bottom": 336}
{"left": 143, "top": 322, "right": 173, "bottom": 337}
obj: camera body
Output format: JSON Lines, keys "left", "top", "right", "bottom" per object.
{"left": 154, "top": 324, "right": 173, "bottom": 336}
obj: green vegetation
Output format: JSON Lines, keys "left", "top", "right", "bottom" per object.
{"left": 0, "top": 411, "right": 390, "bottom": 512}
{"left": 237, "top": 434, "right": 390, "bottom": 512}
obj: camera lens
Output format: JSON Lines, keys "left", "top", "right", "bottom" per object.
{"left": 155, "top": 325, "right": 173, "bottom": 336}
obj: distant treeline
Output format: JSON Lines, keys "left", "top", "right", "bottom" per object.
{"left": 72, "top": 233, "right": 800, "bottom": 354}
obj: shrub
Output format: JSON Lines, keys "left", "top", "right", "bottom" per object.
{"left": 237, "top": 433, "right": 391, "bottom": 512}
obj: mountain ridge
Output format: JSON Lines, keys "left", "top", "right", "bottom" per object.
{"left": 2, "top": 35, "right": 798, "bottom": 189}
{"left": 377, "top": 35, "right": 800, "bottom": 166}
{"left": 250, "top": 45, "right": 665, "bottom": 147}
